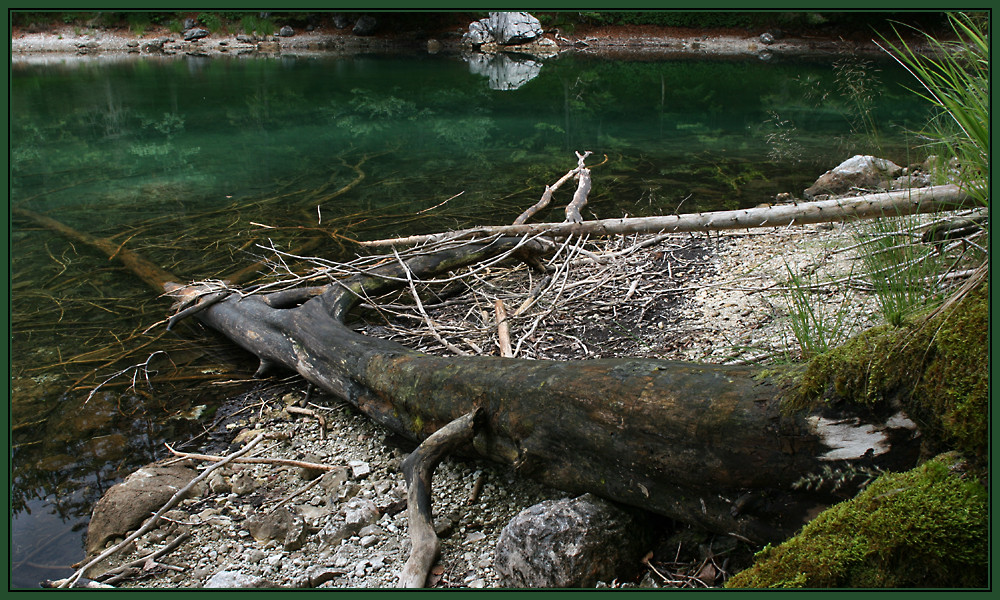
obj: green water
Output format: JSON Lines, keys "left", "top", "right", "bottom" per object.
{"left": 9, "top": 51, "right": 933, "bottom": 587}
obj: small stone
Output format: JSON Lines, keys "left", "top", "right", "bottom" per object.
{"left": 465, "top": 531, "right": 487, "bottom": 544}
{"left": 348, "top": 460, "right": 371, "bottom": 479}
{"left": 231, "top": 472, "right": 256, "bottom": 496}
{"left": 360, "top": 535, "right": 378, "bottom": 548}
{"left": 306, "top": 565, "right": 345, "bottom": 587}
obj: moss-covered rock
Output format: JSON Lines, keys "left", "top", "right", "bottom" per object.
{"left": 726, "top": 452, "right": 987, "bottom": 588}
{"left": 790, "top": 280, "right": 988, "bottom": 459}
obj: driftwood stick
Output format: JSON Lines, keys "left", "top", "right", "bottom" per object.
{"left": 513, "top": 150, "right": 594, "bottom": 225}
{"left": 564, "top": 159, "right": 592, "bottom": 223}
{"left": 61, "top": 433, "right": 269, "bottom": 588}
{"left": 164, "top": 443, "right": 335, "bottom": 472}
{"left": 398, "top": 408, "right": 481, "bottom": 588}
{"left": 392, "top": 247, "right": 471, "bottom": 356}
{"left": 361, "top": 184, "right": 975, "bottom": 247}
{"left": 494, "top": 298, "right": 513, "bottom": 357}
{"left": 287, "top": 405, "right": 327, "bottom": 439}
{"left": 92, "top": 531, "right": 192, "bottom": 582}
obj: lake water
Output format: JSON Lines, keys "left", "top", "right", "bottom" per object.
{"left": 9, "top": 49, "right": 933, "bottom": 587}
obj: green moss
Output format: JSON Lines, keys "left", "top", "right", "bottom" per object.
{"left": 726, "top": 453, "right": 987, "bottom": 588}
{"left": 788, "top": 280, "right": 988, "bottom": 458}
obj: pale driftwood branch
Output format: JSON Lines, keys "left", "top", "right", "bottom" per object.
{"left": 565, "top": 168, "right": 592, "bottom": 224}
{"left": 361, "top": 184, "right": 975, "bottom": 247}
{"left": 494, "top": 298, "right": 513, "bottom": 357}
{"left": 514, "top": 150, "right": 593, "bottom": 225}
{"left": 564, "top": 150, "right": 593, "bottom": 224}
{"left": 61, "top": 433, "right": 269, "bottom": 588}
{"left": 398, "top": 409, "right": 481, "bottom": 588}
{"left": 392, "top": 247, "right": 472, "bottom": 356}
{"left": 164, "top": 443, "right": 336, "bottom": 472}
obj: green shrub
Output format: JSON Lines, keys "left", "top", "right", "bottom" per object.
{"left": 199, "top": 12, "right": 222, "bottom": 33}
{"left": 241, "top": 15, "right": 275, "bottom": 36}
{"left": 878, "top": 12, "right": 989, "bottom": 207}
{"left": 127, "top": 13, "right": 150, "bottom": 36}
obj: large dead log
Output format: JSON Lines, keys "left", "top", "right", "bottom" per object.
{"left": 172, "top": 236, "right": 924, "bottom": 544}
{"left": 20, "top": 202, "right": 929, "bottom": 547}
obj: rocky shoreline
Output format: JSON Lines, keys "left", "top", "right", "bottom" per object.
{"left": 11, "top": 18, "right": 911, "bottom": 63}
{"left": 72, "top": 193, "right": 966, "bottom": 589}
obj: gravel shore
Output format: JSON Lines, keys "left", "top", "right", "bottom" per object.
{"left": 76, "top": 218, "right": 896, "bottom": 590}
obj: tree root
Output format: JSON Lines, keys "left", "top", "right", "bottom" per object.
{"left": 398, "top": 408, "right": 482, "bottom": 588}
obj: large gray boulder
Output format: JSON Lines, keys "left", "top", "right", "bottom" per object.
{"left": 803, "top": 155, "right": 903, "bottom": 199}
{"left": 464, "top": 19, "right": 495, "bottom": 46}
{"left": 464, "top": 12, "right": 543, "bottom": 47}
{"left": 489, "top": 12, "right": 543, "bottom": 45}
{"left": 184, "top": 28, "right": 209, "bottom": 42}
{"left": 494, "top": 494, "right": 654, "bottom": 588}
{"left": 85, "top": 461, "right": 199, "bottom": 555}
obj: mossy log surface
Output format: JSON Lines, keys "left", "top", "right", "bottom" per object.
{"left": 176, "top": 237, "right": 924, "bottom": 544}
{"left": 726, "top": 452, "right": 988, "bottom": 588}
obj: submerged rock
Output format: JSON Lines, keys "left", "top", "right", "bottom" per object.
{"left": 494, "top": 493, "right": 653, "bottom": 588}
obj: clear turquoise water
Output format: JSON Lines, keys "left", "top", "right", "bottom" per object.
{"left": 9, "top": 51, "right": 933, "bottom": 587}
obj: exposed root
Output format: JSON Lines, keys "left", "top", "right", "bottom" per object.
{"left": 398, "top": 409, "right": 482, "bottom": 588}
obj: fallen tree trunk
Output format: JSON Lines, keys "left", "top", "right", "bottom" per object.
{"left": 360, "top": 184, "right": 977, "bottom": 247}
{"left": 22, "top": 199, "right": 932, "bottom": 548}
{"left": 170, "top": 235, "right": 923, "bottom": 544}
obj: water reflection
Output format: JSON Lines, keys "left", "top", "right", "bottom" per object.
{"left": 466, "top": 52, "right": 543, "bottom": 90}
